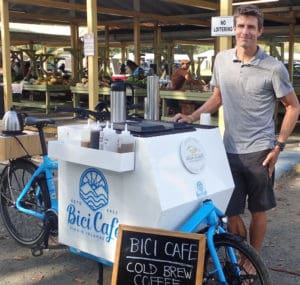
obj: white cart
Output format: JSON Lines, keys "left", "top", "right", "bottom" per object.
{"left": 48, "top": 121, "right": 234, "bottom": 265}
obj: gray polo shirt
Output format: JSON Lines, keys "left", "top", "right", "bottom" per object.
{"left": 210, "top": 47, "right": 293, "bottom": 154}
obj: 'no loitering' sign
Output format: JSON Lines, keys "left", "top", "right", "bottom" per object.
{"left": 211, "top": 16, "right": 234, "bottom": 37}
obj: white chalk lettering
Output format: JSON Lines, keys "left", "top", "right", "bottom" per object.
{"left": 127, "top": 262, "right": 157, "bottom": 275}
{"left": 133, "top": 275, "right": 180, "bottom": 285}
{"left": 130, "top": 238, "right": 157, "bottom": 256}
{"left": 164, "top": 242, "right": 198, "bottom": 261}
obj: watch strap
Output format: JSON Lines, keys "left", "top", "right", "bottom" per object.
{"left": 275, "top": 140, "right": 285, "bottom": 151}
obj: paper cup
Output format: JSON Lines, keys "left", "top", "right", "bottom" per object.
{"left": 200, "top": 113, "right": 211, "bottom": 125}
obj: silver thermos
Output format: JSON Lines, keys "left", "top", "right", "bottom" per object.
{"left": 110, "top": 80, "right": 127, "bottom": 123}
{"left": 145, "top": 75, "right": 160, "bottom": 120}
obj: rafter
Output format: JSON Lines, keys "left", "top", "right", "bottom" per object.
{"left": 8, "top": 0, "right": 209, "bottom": 27}
{"left": 161, "top": 0, "right": 219, "bottom": 11}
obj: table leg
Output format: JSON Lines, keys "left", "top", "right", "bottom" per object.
{"left": 45, "top": 90, "right": 50, "bottom": 115}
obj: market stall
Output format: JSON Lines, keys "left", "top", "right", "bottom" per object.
{"left": 70, "top": 86, "right": 147, "bottom": 109}
{"left": 13, "top": 83, "right": 71, "bottom": 114}
{"left": 160, "top": 90, "right": 214, "bottom": 120}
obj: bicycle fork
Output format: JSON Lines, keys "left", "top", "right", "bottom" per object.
{"left": 179, "top": 200, "right": 237, "bottom": 285}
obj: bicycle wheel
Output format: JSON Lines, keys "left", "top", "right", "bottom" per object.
{"left": 0, "top": 158, "right": 50, "bottom": 247}
{"left": 203, "top": 233, "right": 272, "bottom": 285}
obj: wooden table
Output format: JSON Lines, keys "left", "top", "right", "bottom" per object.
{"left": 13, "top": 84, "right": 71, "bottom": 114}
{"left": 70, "top": 86, "right": 147, "bottom": 108}
{"left": 160, "top": 90, "right": 214, "bottom": 121}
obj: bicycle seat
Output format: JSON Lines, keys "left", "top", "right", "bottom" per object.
{"left": 25, "top": 117, "right": 55, "bottom": 127}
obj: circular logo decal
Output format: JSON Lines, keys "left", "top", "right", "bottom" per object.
{"left": 180, "top": 137, "right": 205, "bottom": 174}
{"left": 79, "top": 168, "right": 108, "bottom": 211}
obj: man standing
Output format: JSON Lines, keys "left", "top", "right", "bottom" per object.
{"left": 173, "top": 5, "right": 299, "bottom": 252}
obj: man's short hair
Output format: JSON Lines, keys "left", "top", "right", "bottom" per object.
{"left": 180, "top": 59, "right": 191, "bottom": 65}
{"left": 233, "top": 5, "right": 264, "bottom": 29}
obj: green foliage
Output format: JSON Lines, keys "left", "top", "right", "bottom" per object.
{"left": 125, "top": 77, "right": 147, "bottom": 88}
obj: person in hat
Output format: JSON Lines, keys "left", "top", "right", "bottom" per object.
{"left": 126, "top": 60, "right": 145, "bottom": 80}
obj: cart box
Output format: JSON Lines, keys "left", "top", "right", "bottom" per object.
{"left": 0, "top": 131, "right": 42, "bottom": 160}
{"left": 50, "top": 123, "right": 234, "bottom": 264}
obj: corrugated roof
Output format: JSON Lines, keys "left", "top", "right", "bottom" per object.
{"left": 5, "top": 0, "right": 300, "bottom": 44}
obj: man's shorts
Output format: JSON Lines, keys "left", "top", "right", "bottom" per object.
{"left": 225, "top": 149, "right": 276, "bottom": 217}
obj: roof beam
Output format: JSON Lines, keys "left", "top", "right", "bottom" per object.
{"left": 8, "top": 0, "right": 209, "bottom": 26}
{"left": 161, "top": 0, "right": 219, "bottom": 11}
{"left": 264, "top": 13, "right": 296, "bottom": 24}
{"left": 9, "top": 11, "right": 83, "bottom": 25}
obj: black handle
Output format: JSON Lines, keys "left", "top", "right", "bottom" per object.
{"left": 54, "top": 106, "right": 109, "bottom": 121}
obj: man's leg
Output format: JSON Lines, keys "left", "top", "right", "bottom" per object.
{"left": 228, "top": 215, "right": 247, "bottom": 239}
{"left": 249, "top": 211, "right": 267, "bottom": 252}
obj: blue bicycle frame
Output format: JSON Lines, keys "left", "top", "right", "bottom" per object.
{"left": 179, "top": 199, "right": 238, "bottom": 284}
{"left": 15, "top": 155, "right": 58, "bottom": 220}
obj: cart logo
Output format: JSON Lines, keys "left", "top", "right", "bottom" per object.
{"left": 79, "top": 168, "right": 109, "bottom": 211}
{"left": 180, "top": 137, "right": 206, "bottom": 174}
{"left": 196, "top": 181, "right": 207, "bottom": 198}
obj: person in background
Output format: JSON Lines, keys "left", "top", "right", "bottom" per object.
{"left": 126, "top": 60, "right": 145, "bottom": 80}
{"left": 167, "top": 59, "right": 207, "bottom": 115}
{"left": 171, "top": 59, "right": 206, "bottom": 90}
{"left": 120, "top": 63, "right": 126, "bottom": 74}
{"left": 173, "top": 4, "right": 300, "bottom": 260}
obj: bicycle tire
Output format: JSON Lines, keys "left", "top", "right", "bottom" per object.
{"left": 203, "top": 233, "right": 272, "bottom": 285}
{"left": 0, "top": 158, "right": 51, "bottom": 247}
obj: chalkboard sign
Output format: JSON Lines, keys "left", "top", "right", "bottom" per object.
{"left": 111, "top": 225, "right": 206, "bottom": 285}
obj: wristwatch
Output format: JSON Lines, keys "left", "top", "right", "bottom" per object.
{"left": 275, "top": 140, "right": 286, "bottom": 151}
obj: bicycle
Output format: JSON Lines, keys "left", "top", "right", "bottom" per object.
{"left": 0, "top": 107, "right": 107, "bottom": 255}
{"left": 0, "top": 116, "right": 58, "bottom": 255}
{"left": 0, "top": 108, "right": 272, "bottom": 284}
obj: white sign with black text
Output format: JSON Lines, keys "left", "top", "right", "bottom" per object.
{"left": 211, "top": 16, "right": 234, "bottom": 37}
{"left": 83, "top": 32, "right": 95, "bottom": 56}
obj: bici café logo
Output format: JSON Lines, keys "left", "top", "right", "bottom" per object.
{"left": 66, "top": 168, "right": 119, "bottom": 243}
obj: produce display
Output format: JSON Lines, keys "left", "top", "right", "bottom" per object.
{"left": 124, "top": 76, "right": 147, "bottom": 88}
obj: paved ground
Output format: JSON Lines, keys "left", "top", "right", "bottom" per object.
{"left": 0, "top": 113, "right": 299, "bottom": 285}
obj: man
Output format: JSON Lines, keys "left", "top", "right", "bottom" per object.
{"left": 171, "top": 59, "right": 205, "bottom": 90}
{"left": 173, "top": 5, "right": 299, "bottom": 253}
{"left": 168, "top": 59, "right": 207, "bottom": 115}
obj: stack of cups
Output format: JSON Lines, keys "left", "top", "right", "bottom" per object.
{"left": 200, "top": 113, "right": 211, "bottom": 125}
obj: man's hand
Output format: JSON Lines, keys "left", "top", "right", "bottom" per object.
{"left": 262, "top": 148, "right": 281, "bottom": 177}
{"left": 172, "top": 113, "right": 194, "bottom": 123}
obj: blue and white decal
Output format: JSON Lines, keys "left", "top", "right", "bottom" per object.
{"left": 79, "top": 168, "right": 108, "bottom": 211}
{"left": 65, "top": 168, "right": 119, "bottom": 244}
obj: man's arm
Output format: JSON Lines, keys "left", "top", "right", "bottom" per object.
{"left": 263, "top": 91, "right": 300, "bottom": 176}
{"left": 173, "top": 86, "right": 222, "bottom": 123}
{"left": 277, "top": 92, "right": 300, "bottom": 143}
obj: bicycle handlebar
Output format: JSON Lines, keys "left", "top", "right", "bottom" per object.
{"left": 54, "top": 106, "right": 110, "bottom": 121}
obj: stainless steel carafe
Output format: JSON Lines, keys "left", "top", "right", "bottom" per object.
{"left": 110, "top": 80, "right": 134, "bottom": 123}
{"left": 1, "top": 108, "right": 25, "bottom": 135}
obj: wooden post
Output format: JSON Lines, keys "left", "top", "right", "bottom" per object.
{"left": 86, "top": 0, "right": 99, "bottom": 111}
{"left": 288, "top": 11, "right": 296, "bottom": 84}
{"left": 217, "top": 0, "right": 233, "bottom": 135}
{"left": 70, "top": 24, "right": 80, "bottom": 82}
{"left": 0, "top": 0, "right": 13, "bottom": 112}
